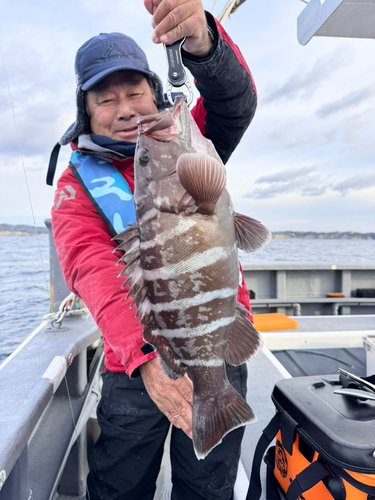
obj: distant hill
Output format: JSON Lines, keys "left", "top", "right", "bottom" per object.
{"left": 0, "top": 224, "right": 373, "bottom": 239}
{"left": 273, "top": 231, "right": 375, "bottom": 240}
{"left": 0, "top": 224, "right": 48, "bottom": 236}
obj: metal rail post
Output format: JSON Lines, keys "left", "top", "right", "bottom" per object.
{"left": 45, "top": 219, "right": 70, "bottom": 313}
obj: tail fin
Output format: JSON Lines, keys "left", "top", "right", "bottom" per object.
{"left": 192, "top": 382, "right": 255, "bottom": 460}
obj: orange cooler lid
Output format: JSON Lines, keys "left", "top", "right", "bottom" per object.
{"left": 253, "top": 313, "right": 299, "bottom": 331}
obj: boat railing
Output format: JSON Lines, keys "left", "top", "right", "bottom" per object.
{"left": 0, "top": 220, "right": 103, "bottom": 500}
{"left": 0, "top": 313, "right": 102, "bottom": 500}
{"left": 242, "top": 264, "right": 375, "bottom": 316}
{"left": 250, "top": 297, "right": 375, "bottom": 316}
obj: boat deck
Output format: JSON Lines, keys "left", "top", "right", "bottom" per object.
{"left": 1, "top": 309, "right": 373, "bottom": 499}
{"left": 264, "top": 314, "right": 375, "bottom": 378}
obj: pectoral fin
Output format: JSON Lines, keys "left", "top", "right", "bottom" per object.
{"left": 225, "top": 303, "right": 263, "bottom": 366}
{"left": 234, "top": 212, "right": 272, "bottom": 252}
{"left": 178, "top": 191, "right": 196, "bottom": 213}
{"left": 177, "top": 152, "right": 226, "bottom": 214}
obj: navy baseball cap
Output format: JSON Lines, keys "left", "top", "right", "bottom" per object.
{"left": 59, "top": 32, "right": 166, "bottom": 145}
{"left": 75, "top": 32, "right": 154, "bottom": 91}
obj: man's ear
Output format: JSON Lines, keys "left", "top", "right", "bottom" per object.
{"left": 85, "top": 94, "right": 91, "bottom": 118}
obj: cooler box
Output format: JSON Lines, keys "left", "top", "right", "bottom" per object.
{"left": 248, "top": 374, "right": 375, "bottom": 499}
{"left": 271, "top": 375, "right": 375, "bottom": 499}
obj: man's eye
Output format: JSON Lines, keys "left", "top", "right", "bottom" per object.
{"left": 100, "top": 99, "right": 114, "bottom": 104}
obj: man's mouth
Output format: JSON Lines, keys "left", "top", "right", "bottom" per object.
{"left": 116, "top": 126, "right": 137, "bottom": 134}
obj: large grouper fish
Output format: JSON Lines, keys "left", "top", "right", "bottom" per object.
{"left": 114, "top": 97, "right": 271, "bottom": 459}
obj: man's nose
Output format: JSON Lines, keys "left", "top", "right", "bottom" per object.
{"left": 116, "top": 98, "right": 134, "bottom": 120}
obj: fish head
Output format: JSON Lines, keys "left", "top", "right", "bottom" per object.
{"left": 135, "top": 105, "right": 182, "bottom": 181}
{"left": 134, "top": 101, "right": 190, "bottom": 215}
{"left": 135, "top": 97, "right": 227, "bottom": 215}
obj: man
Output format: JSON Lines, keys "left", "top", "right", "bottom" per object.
{"left": 52, "top": 0, "right": 257, "bottom": 498}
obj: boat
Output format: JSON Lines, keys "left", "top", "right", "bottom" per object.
{"left": 1, "top": 1, "right": 374, "bottom": 498}
{"left": 0, "top": 217, "right": 373, "bottom": 499}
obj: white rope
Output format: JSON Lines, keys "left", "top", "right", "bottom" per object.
{"left": 210, "top": 0, "right": 219, "bottom": 14}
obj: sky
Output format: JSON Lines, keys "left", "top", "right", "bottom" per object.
{"left": 0, "top": 0, "right": 374, "bottom": 232}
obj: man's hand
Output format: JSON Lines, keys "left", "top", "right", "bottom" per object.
{"left": 144, "top": 0, "right": 212, "bottom": 55}
{"left": 140, "top": 356, "right": 194, "bottom": 438}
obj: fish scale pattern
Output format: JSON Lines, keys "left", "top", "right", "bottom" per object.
{"left": 115, "top": 98, "right": 269, "bottom": 459}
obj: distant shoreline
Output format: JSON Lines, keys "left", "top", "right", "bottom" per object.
{"left": 272, "top": 231, "right": 375, "bottom": 240}
{"left": 0, "top": 224, "right": 374, "bottom": 239}
{"left": 0, "top": 224, "right": 48, "bottom": 236}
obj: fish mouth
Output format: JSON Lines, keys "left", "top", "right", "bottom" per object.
{"left": 137, "top": 97, "right": 186, "bottom": 141}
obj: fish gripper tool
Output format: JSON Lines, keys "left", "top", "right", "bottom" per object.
{"left": 164, "top": 37, "right": 194, "bottom": 107}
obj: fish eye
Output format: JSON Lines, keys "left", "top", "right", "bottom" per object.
{"left": 139, "top": 148, "right": 150, "bottom": 165}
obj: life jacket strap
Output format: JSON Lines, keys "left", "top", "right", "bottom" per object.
{"left": 46, "top": 142, "right": 61, "bottom": 186}
{"left": 68, "top": 150, "right": 136, "bottom": 238}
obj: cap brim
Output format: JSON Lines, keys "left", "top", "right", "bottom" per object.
{"left": 81, "top": 66, "right": 154, "bottom": 91}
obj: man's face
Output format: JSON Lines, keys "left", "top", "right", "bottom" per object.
{"left": 86, "top": 70, "right": 158, "bottom": 143}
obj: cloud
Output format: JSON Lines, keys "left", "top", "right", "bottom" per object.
{"left": 255, "top": 166, "right": 316, "bottom": 184}
{"left": 316, "top": 87, "right": 375, "bottom": 118}
{"left": 0, "top": 24, "right": 78, "bottom": 160}
{"left": 245, "top": 166, "right": 328, "bottom": 198}
{"left": 264, "top": 50, "right": 349, "bottom": 104}
{"left": 245, "top": 166, "right": 375, "bottom": 199}
{"left": 332, "top": 171, "right": 375, "bottom": 195}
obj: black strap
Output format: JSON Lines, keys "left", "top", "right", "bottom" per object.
{"left": 265, "top": 447, "right": 283, "bottom": 500}
{"left": 286, "top": 459, "right": 331, "bottom": 500}
{"left": 280, "top": 412, "right": 297, "bottom": 456}
{"left": 328, "top": 463, "right": 375, "bottom": 496}
{"left": 247, "top": 412, "right": 281, "bottom": 500}
{"left": 46, "top": 142, "right": 61, "bottom": 186}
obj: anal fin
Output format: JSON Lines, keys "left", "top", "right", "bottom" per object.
{"left": 225, "top": 303, "right": 263, "bottom": 366}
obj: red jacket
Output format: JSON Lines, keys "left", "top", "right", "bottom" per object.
{"left": 52, "top": 16, "right": 257, "bottom": 377}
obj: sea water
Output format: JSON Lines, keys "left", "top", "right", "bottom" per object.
{"left": 0, "top": 235, "right": 374, "bottom": 363}
{"left": 0, "top": 235, "right": 50, "bottom": 363}
{"left": 239, "top": 238, "right": 375, "bottom": 265}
